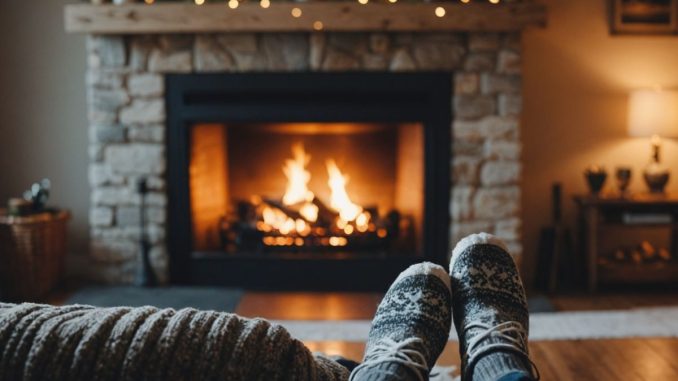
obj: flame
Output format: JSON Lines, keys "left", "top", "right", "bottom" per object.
{"left": 356, "top": 211, "right": 370, "bottom": 232}
{"left": 280, "top": 218, "right": 296, "bottom": 235}
{"left": 299, "top": 202, "right": 318, "bottom": 223}
{"left": 326, "top": 159, "right": 363, "bottom": 222}
{"left": 282, "top": 143, "right": 314, "bottom": 206}
{"left": 329, "top": 236, "right": 348, "bottom": 247}
{"left": 261, "top": 205, "right": 313, "bottom": 236}
{"left": 295, "top": 219, "right": 311, "bottom": 236}
{"left": 259, "top": 144, "right": 374, "bottom": 245}
{"left": 262, "top": 206, "right": 291, "bottom": 231}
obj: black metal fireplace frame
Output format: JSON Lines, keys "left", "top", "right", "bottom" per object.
{"left": 166, "top": 72, "right": 451, "bottom": 290}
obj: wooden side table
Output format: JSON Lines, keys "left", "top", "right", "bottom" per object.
{"left": 574, "top": 194, "right": 678, "bottom": 292}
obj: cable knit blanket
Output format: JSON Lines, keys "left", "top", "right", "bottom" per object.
{"left": 0, "top": 303, "right": 348, "bottom": 381}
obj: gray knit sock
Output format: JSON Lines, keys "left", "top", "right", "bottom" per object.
{"left": 350, "top": 262, "right": 452, "bottom": 381}
{"left": 449, "top": 233, "right": 538, "bottom": 381}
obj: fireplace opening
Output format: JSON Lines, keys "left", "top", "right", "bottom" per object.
{"left": 167, "top": 72, "right": 451, "bottom": 290}
{"left": 190, "top": 122, "right": 424, "bottom": 258}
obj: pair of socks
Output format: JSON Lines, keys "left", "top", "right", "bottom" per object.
{"left": 349, "top": 233, "right": 538, "bottom": 381}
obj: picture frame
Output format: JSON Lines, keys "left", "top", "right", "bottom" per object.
{"left": 609, "top": 0, "right": 678, "bottom": 34}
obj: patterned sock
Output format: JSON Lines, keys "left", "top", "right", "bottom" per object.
{"left": 349, "top": 262, "right": 452, "bottom": 381}
{"left": 449, "top": 233, "right": 539, "bottom": 381}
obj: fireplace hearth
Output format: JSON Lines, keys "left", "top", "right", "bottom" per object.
{"left": 167, "top": 72, "right": 451, "bottom": 290}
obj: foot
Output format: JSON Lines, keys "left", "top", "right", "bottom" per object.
{"left": 349, "top": 262, "right": 452, "bottom": 381}
{"left": 450, "top": 233, "right": 539, "bottom": 381}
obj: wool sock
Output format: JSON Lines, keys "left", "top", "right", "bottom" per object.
{"left": 349, "top": 262, "right": 452, "bottom": 381}
{"left": 496, "top": 371, "right": 535, "bottom": 381}
{"left": 449, "top": 233, "right": 538, "bottom": 381}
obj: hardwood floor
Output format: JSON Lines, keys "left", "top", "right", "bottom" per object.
{"left": 235, "top": 291, "right": 678, "bottom": 320}
{"left": 550, "top": 292, "right": 678, "bottom": 312}
{"left": 306, "top": 339, "right": 678, "bottom": 380}
{"left": 235, "top": 292, "right": 381, "bottom": 320}
{"left": 237, "top": 291, "right": 678, "bottom": 380}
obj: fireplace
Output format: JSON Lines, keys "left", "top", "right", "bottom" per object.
{"left": 75, "top": 23, "right": 527, "bottom": 287}
{"left": 167, "top": 72, "right": 451, "bottom": 289}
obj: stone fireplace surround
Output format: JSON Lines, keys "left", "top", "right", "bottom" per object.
{"left": 84, "top": 31, "right": 522, "bottom": 283}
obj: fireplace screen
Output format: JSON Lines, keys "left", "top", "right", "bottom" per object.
{"left": 189, "top": 122, "right": 424, "bottom": 258}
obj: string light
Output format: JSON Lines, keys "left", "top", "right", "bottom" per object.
{"left": 155, "top": 0, "right": 505, "bottom": 8}
{"left": 149, "top": 0, "right": 503, "bottom": 22}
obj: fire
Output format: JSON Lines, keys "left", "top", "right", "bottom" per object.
{"left": 260, "top": 206, "right": 311, "bottom": 236}
{"left": 255, "top": 142, "right": 377, "bottom": 247}
{"left": 299, "top": 202, "right": 318, "bottom": 223}
{"left": 282, "top": 143, "right": 313, "bottom": 205}
{"left": 262, "top": 206, "right": 289, "bottom": 231}
{"left": 356, "top": 211, "right": 370, "bottom": 232}
{"left": 326, "top": 159, "right": 363, "bottom": 222}
{"left": 281, "top": 143, "right": 318, "bottom": 222}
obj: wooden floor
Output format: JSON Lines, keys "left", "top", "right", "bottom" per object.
{"left": 236, "top": 291, "right": 678, "bottom": 380}
{"left": 236, "top": 292, "right": 382, "bottom": 320}
{"left": 305, "top": 339, "right": 678, "bottom": 380}
{"left": 235, "top": 291, "right": 678, "bottom": 319}
{"left": 550, "top": 292, "right": 678, "bottom": 312}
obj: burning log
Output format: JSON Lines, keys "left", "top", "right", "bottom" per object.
{"left": 217, "top": 142, "right": 414, "bottom": 254}
{"left": 262, "top": 197, "right": 306, "bottom": 222}
{"left": 311, "top": 197, "right": 338, "bottom": 226}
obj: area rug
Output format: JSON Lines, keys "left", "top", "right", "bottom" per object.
{"left": 275, "top": 306, "right": 678, "bottom": 341}
{"left": 65, "top": 286, "right": 243, "bottom": 312}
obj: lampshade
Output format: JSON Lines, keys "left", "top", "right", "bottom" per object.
{"left": 628, "top": 89, "right": 678, "bottom": 139}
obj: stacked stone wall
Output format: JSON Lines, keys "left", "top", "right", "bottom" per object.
{"left": 85, "top": 32, "right": 522, "bottom": 282}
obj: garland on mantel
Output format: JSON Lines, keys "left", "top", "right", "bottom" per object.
{"left": 94, "top": 0, "right": 510, "bottom": 22}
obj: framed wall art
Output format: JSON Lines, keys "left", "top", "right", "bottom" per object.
{"left": 610, "top": 0, "right": 678, "bottom": 34}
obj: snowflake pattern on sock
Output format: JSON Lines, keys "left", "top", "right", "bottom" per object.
{"left": 450, "top": 235, "right": 533, "bottom": 381}
{"left": 351, "top": 262, "right": 452, "bottom": 380}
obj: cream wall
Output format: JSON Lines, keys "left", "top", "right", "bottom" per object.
{"left": 521, "top": 0, "right": 678, "bottom": 285}
{"left": 0, "top": 0, "right": 88, "bottom": 268}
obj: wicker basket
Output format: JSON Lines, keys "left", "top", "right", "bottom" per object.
{"left": 0, "top": 209, "right": 70, "bottom": 302}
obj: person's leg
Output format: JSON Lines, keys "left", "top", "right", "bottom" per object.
{"left": 449, "top": 233, "right": 539, "bottom": 381}
{"left": 0, "top": 302, "right": 349, "bottom": 381}
{"left": 349, "top": 262, "right": 452, "bottom": 381}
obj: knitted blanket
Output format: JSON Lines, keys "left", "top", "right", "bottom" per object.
{"left": 0, "top": 303, "right": 349, "bottom": 381}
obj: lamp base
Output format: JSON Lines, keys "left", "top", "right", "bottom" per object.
{"left": 644, "top": 162, "right": 670, "bottom": 194}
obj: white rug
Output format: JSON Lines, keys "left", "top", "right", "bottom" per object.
{"left": 275, "top": 306, "right": 678, "bottom": 342}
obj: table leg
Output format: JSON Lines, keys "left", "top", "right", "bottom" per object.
{"left": 586, "top": 207, "right": 599, "bottom": 292}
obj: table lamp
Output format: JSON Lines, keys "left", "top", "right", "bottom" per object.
{"left": 627, "top": 88, "right": 678, "bottom": 193}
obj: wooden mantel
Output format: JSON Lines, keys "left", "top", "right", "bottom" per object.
{"left": 64, "top": 2, "right": 546, "bottom": 34}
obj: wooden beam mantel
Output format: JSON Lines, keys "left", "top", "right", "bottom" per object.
{"left": 64, "top": 2, "right": 546, "bottom": 34}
